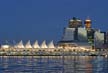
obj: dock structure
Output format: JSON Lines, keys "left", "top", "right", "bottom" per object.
{"left": 0, "top": 17, "right": 108, "bottom": 56}
{"left": 0, "top": 40, "right": 107, "bottom": 56}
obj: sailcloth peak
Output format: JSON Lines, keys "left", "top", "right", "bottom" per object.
{"left": 40, "top": 40, "right": 48, "bottom": 48}
{"left": 25, "top": 40, "right": 32, "bottom": 48}
{"left": 32, "top": 40, "right": 40, "bottom": 48}
{"left": 48, "top": 40, "right": 55, "bottom": 48}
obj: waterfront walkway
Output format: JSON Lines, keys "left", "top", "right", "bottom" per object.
{"left": 0, "top": 48, "right": 107, "bottom": 56}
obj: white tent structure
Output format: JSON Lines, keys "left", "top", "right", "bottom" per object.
{"left": 47, "top": 40, "right": 55, "bottom": 48}
{"left": 32, "top": 40, "right": 40, "bottom": 48}
{"left": 40, "top": 40, "right": 48, "bottom": 48}
{"left": 1, "top": 45, "right": 10, "bottom": 49}
{"left": 0, "top": 40, "right": 10, "bottom": 49}
{"left": 16, "top": 40, "right": 25, "bottom": 48}
{"left": 25, "top": 40, "right": 32, "bottom": 48}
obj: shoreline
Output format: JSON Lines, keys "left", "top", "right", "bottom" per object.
{"left": 0, "top": 52, "right": 107, "bottom": 56}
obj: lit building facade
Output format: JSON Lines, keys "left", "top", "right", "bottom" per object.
{"left": 94, "top": 30, "right": 105, "bottom": 48}
{"left": 62, "top": 28, "right": 75, "bottom": 41}
{"left": 59, "top": 17, "right": 106, "bottom": 49}
{"left": 78, "top": 27, "right": 87, "bottom": 42}
{"left": 59, "top": 17, "right": 91, "bottom": 49}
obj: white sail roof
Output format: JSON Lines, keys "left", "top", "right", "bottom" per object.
{"left": 48, "top": 40, "right": 55, "bottom": 48}
{"left": 40, "top": 40, "right": 48, "bottom": 48}
{"left": 16, "top": 40, "right": 25, "bottom": 48}
{"left": 32, "top": 40, "right": 40, "bottom": 48}
{"left": 25, "top": 40, "right": 32, "bottom": 48}
{"left": 13, "top": 40, "right": 18, "bottom": 48}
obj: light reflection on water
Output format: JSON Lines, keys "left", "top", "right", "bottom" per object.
{"left": 0, "top": 56, "right": 108, "bottom": 73}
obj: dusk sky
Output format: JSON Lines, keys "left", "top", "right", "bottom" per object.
{"left": 0, "top": 0, "right": 108, "bottom": 44}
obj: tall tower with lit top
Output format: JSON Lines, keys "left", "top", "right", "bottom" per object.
{"left": 84, "top": 17, "right": 95, "bottom": 48}
{"left": 84, "top": 17, "right": 91, "bottom": 30}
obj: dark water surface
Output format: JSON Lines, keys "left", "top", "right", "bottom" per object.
{"left": 0, "top": 56, "right": 108, "bottom": 73}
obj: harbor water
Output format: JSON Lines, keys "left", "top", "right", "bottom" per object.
{"left": 0, "top": 56, "right": 108, "bottom": 73}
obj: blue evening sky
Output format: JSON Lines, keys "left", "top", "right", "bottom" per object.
{"left": 0, "top": 0, "right": 108, "bottom": 44}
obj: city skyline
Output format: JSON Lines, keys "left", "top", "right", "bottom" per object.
{"left": 0, "top": 0, "right": 108, "bottom": 43}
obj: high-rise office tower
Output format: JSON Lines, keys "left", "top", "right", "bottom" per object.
{"left": 68, "top": 17, "right": 83, "bottom": 28}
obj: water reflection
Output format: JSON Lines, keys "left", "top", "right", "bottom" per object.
{"left": 0, "top": 56, "right": 108, "bottom": 73}
{"left": 91, "top": 56, "right": 108, "bottom": 73}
